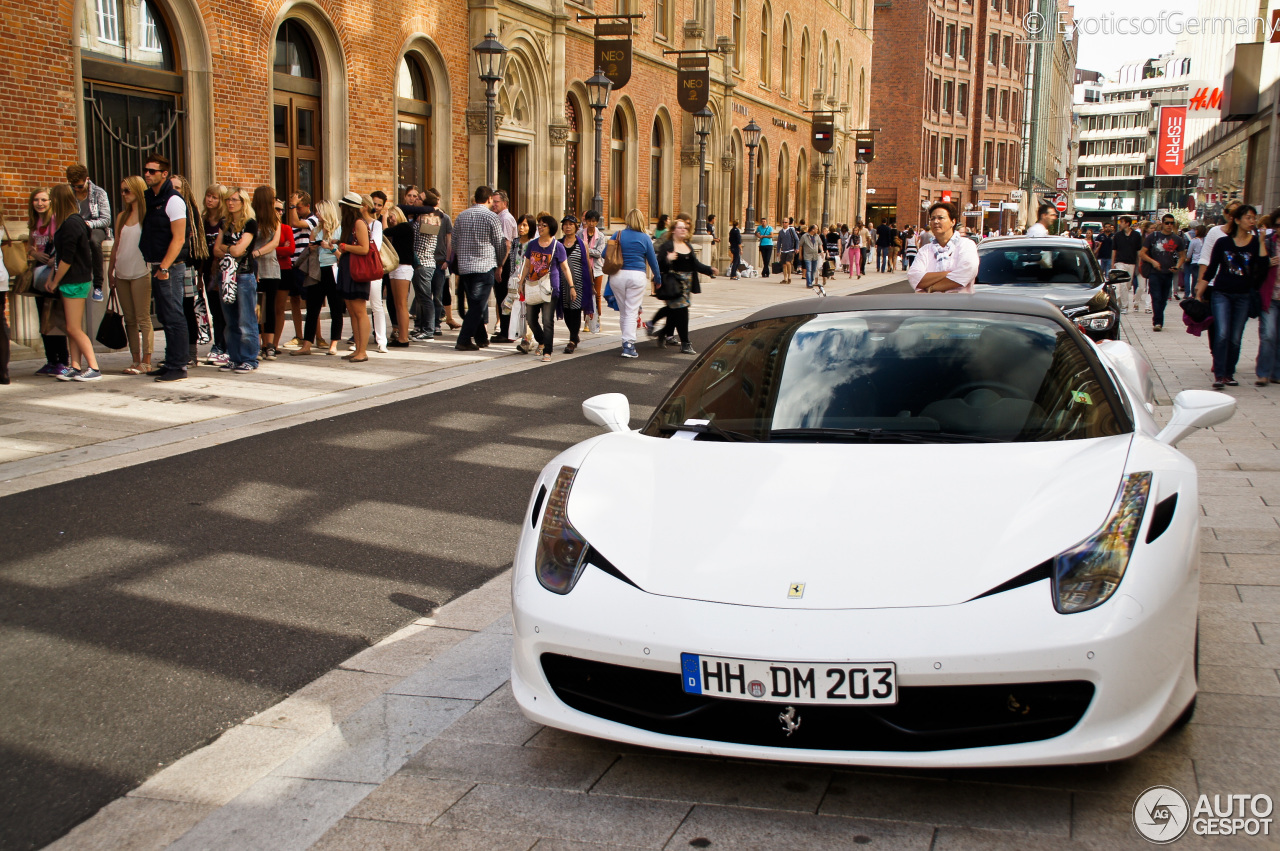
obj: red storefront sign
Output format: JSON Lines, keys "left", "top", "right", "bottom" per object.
{"left": 1188, "top": 87, "right": 1222, "bottom": 111}
{"left": 1156, "top": 107, "right": 1186, "bottom": 176}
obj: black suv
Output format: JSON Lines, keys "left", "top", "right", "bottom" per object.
{"left": 974, "top": 237, "right": 1129, "bottom": 341}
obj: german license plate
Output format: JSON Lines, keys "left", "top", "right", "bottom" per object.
{"left": 680, "top": 653, "right": 897, "bottom": 705}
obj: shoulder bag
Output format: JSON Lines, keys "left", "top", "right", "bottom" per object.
{"left": 602, "top": 233, "right": 624, "bottom": 276}
{"left": 95, "top": 287, "right": 128, "bottom": 350}
{"left": 1, "top": 219, "right": 28, "bottom": 280}
{"left": 348, "top": 236, "right": 384, "bottom": 283}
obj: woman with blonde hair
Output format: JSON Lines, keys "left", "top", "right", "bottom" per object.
{"left": 248, "top": 185, "right": 282, "bottom": 359}
{"left": 200, "top": 183, "right": 230, "bottom": 364}
{"left": 45, "top": 184, "right": 101, "bottom": 380}
{"left": 212, "top": 186, "right": 260, "bottom": 372}
{"left": 381, "top": 205, "right": 421, "bottom": 347}
{"left": 26, "top": 188, "right": 69, "bottom": 375}
{"left": 107, "top": 175, "right": 153, "bottom": 373}
{"left": 606, "top": 207, "right": 661, "bottom": 358}
{"left": 334, "top": 192, "right": 374, "bottom": 362}
{"left": 294, "top": 200, "right": 342, "bottom": 355}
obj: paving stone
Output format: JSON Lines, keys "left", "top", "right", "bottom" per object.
{"left": 243, "top": 669, "right": 402, "bottom": 737}
{"left": 1198, "top": 665, "right": 1280, "bottom": 697}
{"left": 1238, "top": 585, "right": 1280, "bottom": 606}
{"left": 820, "top": 771, "right": 1070, "bottom": 835}
{"left": 1203, "top": 567, "right": 1280, "bottom": 586}
{"left": 435, "top": 784, "right": 690, "bottom": 846}
{"left": 1157, "top": 721, "right": 1280, "bottom": 765}
{"left": 167, "top": 776, "right": 377, "bottom": 851}
{"left": 521, "top": 726, "right": 653, "bottom": 755}
{"left": 1190, "top": 693, "right": 1280, "bottom": 730}
{"left": 313, "top": 818, "right": 537, "bottom": 850}
{"left": 1199, "top": 641, "right": 1280, "bottom": 668}
{"left": 591, "top": 753, "right": 831, "bottom": 812}
{"left": 45, "top": 797, "right": 215, "bottom": 851}
{"left": 1072, "top": 792, "right": 1279, "bottom": 851}
{"left": 1201, "top": 584, "right": 1243, "bottom": 603}
{"left": 530, "top": 840, "right": 652, "bottom": 851}
{"left": 1226, "top": 554, "right": 1280, "bottom": 569}
{"left": 432, "top": 706, "right": 543, "bottom": 745}
{"left": 1257, "top": 623, "right": 1280, "bottom": 644}
{"left": 956, "top": 750, "right": 1198, "bottom": 805}
{"left": 426, "top": 570, "right": 513, "bottom": 632}
{"left": 390, "top": 631, "right": 512, "bottom": 701}
{"left": 932, "top": 824, "right": 1147, "bottom": 850}
{"left": 271, "top": 695, "right": 473, "bottom": 784}
{"left": 344, "top": 775, "right": 474, "bottom": 826}
{"left": 401, "top": 738, "right": 616, "bottom": 791}
{"left": 129, "top": 723, "right": 315, "bottom": 807}
{"left": 339, "top": 625, "right": 474, "bottom": 678}
{"left": 1192, "top": 758, "right": 1280, "bottom": 798}
{"left": 1199, "top": 617, "right": 1265, "bottom": 644}
{"left": 474, "top": 681, "right": 523, "bottom": 715}
{"left": 664, "top": 803, "right": 934, "bottom": 851}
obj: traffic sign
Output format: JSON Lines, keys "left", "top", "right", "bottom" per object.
{"left": 1055, "top": 177, "right": 1068, "bottom": 190}
{"left": 1055, "top": 198, "right": 1068, "bottom": 213}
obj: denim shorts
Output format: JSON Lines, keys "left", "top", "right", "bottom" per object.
{"left": 59, "top": 281, "right": 91, "bottom": 299}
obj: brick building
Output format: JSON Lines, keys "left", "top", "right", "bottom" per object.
{"left": 1, "top": 0, "right": 871, "bottom": 244}
{"left": 866, "top": 0, "right": 1026, "bottom": 232}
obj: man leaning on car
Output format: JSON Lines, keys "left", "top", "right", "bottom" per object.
{"left": 907, "top": 202, "right": 979, "bottom": 293}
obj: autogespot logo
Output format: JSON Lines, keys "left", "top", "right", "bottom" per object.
{"left": 1134, "top": 786, "right": 1190, "bottom": 844}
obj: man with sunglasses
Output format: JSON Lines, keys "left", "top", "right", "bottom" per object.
{"left": 66, "top": 164, "right": 111, "bottom": 302}
{"left": 139, "top": 155, "right": 191, "bottom": 381}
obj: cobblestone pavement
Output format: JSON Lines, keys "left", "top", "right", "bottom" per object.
{"left": 49, "top": 298, "right": 1280, "bottom": 851}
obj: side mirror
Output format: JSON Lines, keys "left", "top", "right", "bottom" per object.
{"left": 1157, "top": 389, "right": 1236, "bottom": 447}
{"left": 1107, "top": 269, "right": 1132, "bottom": 285}
{"left": 583, "top": 393, "right": 631, "bottom": 433}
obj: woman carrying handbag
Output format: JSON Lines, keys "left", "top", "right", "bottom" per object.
{"left": 335, "top": 192, "right": 378, "bottom": 363}
{"left": 654, "top": 213, "right": 715, "bottom": 354}
{"left": 515, "top": 214, "right": 573, "bottom": 362}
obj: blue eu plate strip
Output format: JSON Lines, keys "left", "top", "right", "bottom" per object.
{"left": 681, "top": 653, "right": 702, "bottom": 694}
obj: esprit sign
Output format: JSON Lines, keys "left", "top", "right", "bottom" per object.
{"left": 1157, "top": 106, "right": 1186, "bottom": 176}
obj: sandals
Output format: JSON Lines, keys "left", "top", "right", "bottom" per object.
{"left": 347, "top": 356, "right": 369, "bottom": 363}
{"left": 123, "top": 364, "right": 144, "bottom": 375}
{"left": 541, "top": 353, "right": 552, "bottom": 363}
{"left": 564, "top": 341, "right": 577, "bottom": 354}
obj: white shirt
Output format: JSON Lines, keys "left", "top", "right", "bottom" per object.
{"left": 907, "top": 232, "right": 979, "bottom": 293}
{"left": 163, "top": 195, "right": 186, "bottom": 222}
{"left": 1026, "top": 223, "right": 1050, "bottom": 238}
{"left": 1198, "top": 225, "right": 1227, "bottom": 267}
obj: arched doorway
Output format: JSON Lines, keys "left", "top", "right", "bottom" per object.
{"left": 79, "top": 0, "right": 185, "bottom": 196}
{"left": 609, "top": 109, "right": 628, "bottom": 224}
{"left": 396, "top": 53, "right": 433, "bottom": 200}
{"left": 273, "top": 20, "right": 322, "bottom": 200}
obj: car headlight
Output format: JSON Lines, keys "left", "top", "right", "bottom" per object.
{"left": 1074, "top": 311, "right": 1115, "bottom": 331}
{"left": 1052, "top": 471, "right": 1152, "bottom": 613}
{"left": 534, "top": 466, "right": 590, "bottom": 594}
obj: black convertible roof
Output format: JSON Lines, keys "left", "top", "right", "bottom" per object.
{"left": 743, "top": 292, "right": 1073, "bottom": 325}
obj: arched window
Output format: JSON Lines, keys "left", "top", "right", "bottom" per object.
{"left": 650, "top": 119, "right": 664, "bottom": 221}
{"left": 799, "top": 31, "right": 810, "bottom": 103}
{"left": 610, "top": 109, "right": 627, "bottom": 223}
{"left": 273, "top": 20, "right": 322, "bottom": 200}
{"left": 831, "top": 43, "right": 840, "bottom": 103}
{"left": 396, "top": 54, "right": 432, "bottom": 200}
{"left": 732, "top": 0, "right": 743, "bottom": 72}
{"left": 795, "top": 150, "right": 808, "bottom": 223}
{"left": 859, "top": 68, "right": 867, "bottom": 124}
{"left": 80, "top": 0, "right": 184, "bottom": 196}
{"left": 755, "top": 138, "right": 770, "bottom": 222}
{"left": 776, "top": 147, "right": 789, "bottom": 221}
{"left": 759, "top": 3, "right": 772, "bottom": 87}
{"left": 565, "top": 96, "right": 581, "bottom": 216}
{"left": 731, "top": 135, "right": 743, "bottom": 224}
{"left": 818, "top": 33, "right": 827, "bottom": 95}
{"left": 781, "top": 19, "right": 792, "bottom": 96}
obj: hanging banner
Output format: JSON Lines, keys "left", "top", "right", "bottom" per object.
{"left": 1156, "top": 106, "right": 1186, "bottom": 176}
{"left": 595, "top": 39, "right": 632, "bottom": 89}
{"left": 812, "top": 120, "right": 835, "bottom": 153}
{"left": 855, "top": 133, "right": 875, "bottom": 162}
{"left": 677, "top": 56, "right": 709, "bottom": 113}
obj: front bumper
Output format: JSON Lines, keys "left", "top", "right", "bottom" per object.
{"left": 511, "top": 561, "right": 1198, "bottom": 768}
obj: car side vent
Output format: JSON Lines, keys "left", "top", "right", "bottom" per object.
{"left": 585, "top": 546, "right": 642, "bottom": 590}
{"left": 1145, "top": 494, "right": 1178, "bottom": 544}
{"left": 531, "top": 485, "right": 547, "bottom": 529}
{"left": 968, "top": 560, "right": 1052, "bottom": 602}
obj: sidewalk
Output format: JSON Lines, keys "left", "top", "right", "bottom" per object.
{"left": 48, "top": 297, "right": 1280, "bottom": 851}
{"left": 0, "top": 272, "right": 897, "bottom": 499}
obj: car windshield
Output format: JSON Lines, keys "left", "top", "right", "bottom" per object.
{"left": 643, "top": 310, "right": 1127, "bottom": 443}
{"left": 977, "top": 245, "right": 1099, "bottom": 287}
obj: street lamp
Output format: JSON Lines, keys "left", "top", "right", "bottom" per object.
{"left": 820, "top": 150, "right": 834, "bottom": 229}
{"left": 586, "top": 67, "right": 613, "bottom": 218}
{"left": 854, "top": 156, "right": 867, "bottom": 227}
{"left": 472, "top": 30, "right": 509, "bottom": 190}
{"left": 743, "top": 118, "right": 761, "bottom": 229}
{"left": 693, "top": 107, "right": 712, "bottom": 235}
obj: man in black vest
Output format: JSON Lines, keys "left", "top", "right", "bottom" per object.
{"left": 140, "top": 154, "right": 190, "bottom": 381}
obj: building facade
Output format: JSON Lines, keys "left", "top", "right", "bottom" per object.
{"left": 1, "top": 0, "right": 871, "bottom": 241}
{"left": 867, "top": 0, "right": 1026, "bottom": 231}
{"left": 1016, "top": 0, "right": 1075, "bottom": 229}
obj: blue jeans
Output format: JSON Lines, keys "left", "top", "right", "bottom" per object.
{"left": 1181, "top": 265, "right": 1195, "bottom": 298}
{"left": 802, "top": 259, "right": 817, "bottom": 287}
{"left": 1147, "top": 272, "right": 1173, "bottom": 327}
{"left": 1211, "top": 289, "right": 1252, "bottom": 379}
{"left": 411, "top": 264, "right": 435, "bottom": 334}
{"left": 223, "top": 273, "right": 260, "bottom": 367}
{"left": 1257, "top": 301, "right": 1280, "bottom": 381}
{"left": 458, "top": 269, "right": 494, "bottom": 346}
{"left": 1099, "top": 258, "right": 1112, "bottom": 277}
{"left": 876, "top": 247, "right": 888, "bottom": 273}
{"left": 152, "top": 261, "right": 188, "bottom": 371}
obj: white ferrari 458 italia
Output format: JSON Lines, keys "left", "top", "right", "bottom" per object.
{"left": 510, "top": 294, "right": 1235, "bottom": 767}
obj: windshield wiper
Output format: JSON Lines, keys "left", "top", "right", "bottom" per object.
{"left": 659, "top": 422, "right": 760, "bottom": 442}
{"left": 767, "top": 427, "right": 1003, "bottom": 444}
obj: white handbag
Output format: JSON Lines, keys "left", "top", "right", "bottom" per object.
{"left": 523, "top": 278, "right": 552, "bottom": 306}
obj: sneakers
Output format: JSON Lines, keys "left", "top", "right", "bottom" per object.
{"left": 218, "top": 362, "right": 235, "bottom": 371}
{"left": 376, "top": 343, "right": 388, "bottom": 353}
{"left": 409, "top": 329, "right": 430, "bottom": 341}
{"left": 1213, "top": 377, "right": 1226, "bottom": 389}
{"left": 1153, "top": 325, "right": 1162, "bottom": 332}
{"left": 55, "top": 367, "right": 81, "bottom": 381}
{"left": 146, "top": 366, "right": 169, "bottom": 377}
{"left": 680, "top": 344, "right": 697, "bottom": 355}
{"left": 655, "top": 333, "right": 667, "bottom": 348}
{"left": 284, "top": 337, "right": 303, "bottom": 349}
{"left": 233, "top": 363, "right": 257, "bottom": 373}
{"left": 155, "top": 369, "right": 188, "bottom": 382}
{"left": 91, "top": 286, "right": 104, "bottom": 302}
{"left": 35, "top": 363, "right": 63, "bottom": 377}
{"left": 1225, "top": 378, "right": 1239, "bottom": 386}
{"left": 74, "top": 368, "right": 103, "bottom": 381}
{"left": 205, "top": 350, "right": 229, "bottom": 366}
{"left": 621, "top": 342, "right": 639, "bottom": 358}
{"left": 666, "top": 335, "right": 681, "bottom": 347}
{"left": 644, "top": 321, "right": 657, "bottom": 337}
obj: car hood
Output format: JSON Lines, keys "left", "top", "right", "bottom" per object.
{"left": 973, "top": 283, "right": 1104, "bottom": 308}
{"left": 568, "top": 432, "right": 1134, "bottom": 609}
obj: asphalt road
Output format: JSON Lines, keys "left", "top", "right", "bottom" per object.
{"left": 0, "top": 283, "right": 907, "bottom": 850}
